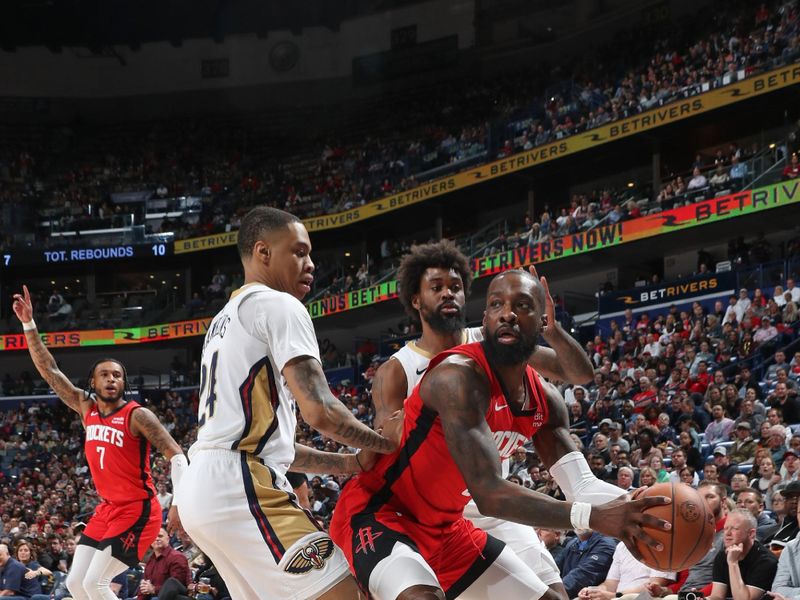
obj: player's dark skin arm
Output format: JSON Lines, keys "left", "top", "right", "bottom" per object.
{"left": 284, "top": 356, "right": 396, "bottom": 453}
{"left": 421, "top": 358, "right": 670, "bottom": 558}
{"left": 371, "top": 358, "right": 408, "bottom": 432}
{"left": 291, "top": 444, "right": 365, "bottom": 475}
{"left": 520, "top": 265, "right": 594, "bottom": 384}
{"left": 130, "top": 407, "right": 184, "bottom": 461}
{"left": 532, "top": 379, "right": 615, "bottom": 474}
{"left": 527, "top": 328, "right": 593, "bottom": 384}
{"left": 13, "top": 286, "right": 92, "bottom": 419}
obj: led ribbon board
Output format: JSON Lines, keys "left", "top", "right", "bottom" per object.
{"left": 2, "top": 179, "right": 798, "bottom": 349}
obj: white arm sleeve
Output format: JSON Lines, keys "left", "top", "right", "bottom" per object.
{"left": 240, "top": 291, "right": 321, "bottom": 372}
{"left": 549, "top": 450, "right": 627, "bottom": 504}
{"left": 169, "top": 454, "right": 188, "bottom": 507}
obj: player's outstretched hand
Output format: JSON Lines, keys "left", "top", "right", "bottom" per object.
{"left": 166, "top": 504, "right": 184, "bottom": 537}
{"left": 528, "top": 265, "right": 553, "bottom": 333}
{"left": 12, "top": 285, "right": 33, "bottom": 324}
{"left": 590, "top": 494, "right": 671, "bottom": 560}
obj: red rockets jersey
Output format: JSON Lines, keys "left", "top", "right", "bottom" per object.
{"left": 83, "top": 401, "right": 156, "bottom": 504}
{"left": 342, "top": 341, "right": 549, "bottom": 528}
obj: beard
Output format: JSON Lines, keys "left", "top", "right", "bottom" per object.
{"left": 483, "top": 327, "right": 538, "bottom": 366}
{"left": 95, "top": 389, "right": 124, "bottom": 403}
{"left": 421, "top": 303, "right": 466, "bottom": 333}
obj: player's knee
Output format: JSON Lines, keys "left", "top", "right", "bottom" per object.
{"left": 396, "top": 585, "right": 446, "bottom": 600}
{"left": 65, "top": 570, "right": 87, "bottom": 594}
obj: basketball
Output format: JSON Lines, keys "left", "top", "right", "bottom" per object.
{"left": 632, "top": 482, "right": 715, "bottom": 571}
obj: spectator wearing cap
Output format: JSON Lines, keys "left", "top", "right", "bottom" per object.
{"left": 312, "top": 479, "right": 340, "bottom": 518}
{"left": 766, "top": 482, "right": 800, "bottom": 553}
{"left": 706, "top": 404, "right": 736, "bottom": 446}
{"left": 771, "top": 479, "right": 800, "bottom": 599}
{"left": 608, "top": 421, "right": 630, "bottom": 453}
{"left": 597, "top": 418, "right": 613, "bottom": 436}
{"left": 713, "top": 446, "right": 739, "bottom": 486}
{"left": 780, "top": 449, "right": 800, "bottom": 484}
{"left": 754, "top": 316, "right": 779, "bottom": 345}
{"left": 729, "top": 422, "right": 757, "bottom": 465}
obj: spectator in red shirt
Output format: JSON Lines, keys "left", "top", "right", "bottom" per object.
{"left": 688, "top": 361, "right": 712, "bottom": 395}
{"left": 137, "top": 529, "right": 191, "bottom": 600}
{"left": 633, "top": 376, "right": 658, "bottom": 412}
{"left": 783, "top": 154, "right": 800, "bottom": 180}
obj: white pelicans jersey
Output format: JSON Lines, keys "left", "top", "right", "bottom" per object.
{"left": 391, "top": 326, "right": 484, "bottom": 397}
{"left": 189, "top": 283, "right": 320, "bottom": 478}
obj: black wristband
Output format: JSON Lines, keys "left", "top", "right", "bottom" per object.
{"left": 355, "top": 452, "right": 364, "bottom": 472}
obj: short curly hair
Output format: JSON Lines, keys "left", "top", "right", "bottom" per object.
{"left": 396, "top": 240, "right": 472, "bottom": 322}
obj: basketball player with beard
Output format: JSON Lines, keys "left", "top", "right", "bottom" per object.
{"left": 13, "top": 285, "right": 187, "bottom": 600}
{"left": 371, "top": 241, "right": 615, "bottom": 599}
{"left": 331, "top": 269, "right": 671, "bottom": 600}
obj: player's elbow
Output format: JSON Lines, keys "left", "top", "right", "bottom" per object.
{"left": 576, "top": 363, "right": 594, "bottom": 384}
{"left": 470, "top": 486, "right": 503, "bottom": 518}
{"left": 301, "top": 401, "right": 338, "bottom": 434}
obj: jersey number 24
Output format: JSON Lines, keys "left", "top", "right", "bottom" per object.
{"left": 198, "top": 350, "right": 219, "bottom": 427}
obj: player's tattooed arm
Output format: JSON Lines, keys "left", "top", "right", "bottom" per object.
{"left": 12, "top": 285, "right": 89, "bottom": 418}
{"left": 424, "top": 359, "right": 671, "bottom": 557}
{"left": 422, "top": 358, "right": 576, "bottom": 529}
{"left": 370, "top": 358, "right": 407, "bottom": 430}
{"left": 291, "top": 444, "right": 365, "bottom": 475}
{"left": 24, "top": 332, "right": 88, "bottom": 415}
{"left": 284, "top": 356, "right": 397, "bottom": 454}
{"left": 131, "top": 407, "right": 184, "bottom": 460}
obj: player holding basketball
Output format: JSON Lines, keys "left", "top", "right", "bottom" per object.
{"left": 12, "top": 285, "right": 187, "bottom": 600}
{"left": 331, "top": 269, "right": 671, "bottom": 600}
{"left": 177, "top": 207, "right": 398, "bottom": 600}
{"left": 369, "top": 240, "right": 623, "bottom": 599}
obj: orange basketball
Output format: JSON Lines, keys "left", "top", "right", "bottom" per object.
{"left": 631, "top": 482, "right": 715, "bottom": 571}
